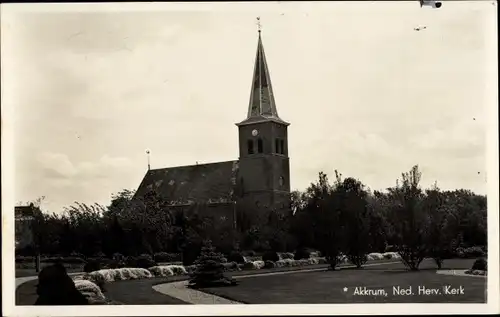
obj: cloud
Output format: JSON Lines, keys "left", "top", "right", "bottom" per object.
{"left": 37, "top": 152, "right": 132, "bottom": 180}
{"left": 37, "top": 152, "right": 77, "bottom": 178}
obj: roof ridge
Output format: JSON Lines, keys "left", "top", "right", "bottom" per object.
{"left": 150, "top": 160, "right": 238, "bottom": 171}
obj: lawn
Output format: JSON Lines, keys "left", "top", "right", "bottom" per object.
{"left": 17, "top": 258, "right": 483, "bottom": 305}
{"left": 16, "top": 262, "right": 85, "bottom": 278}
{"left": 200, "top": 259, "right": 486, "bottom": 304}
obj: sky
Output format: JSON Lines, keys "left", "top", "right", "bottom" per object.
{"left": 2, "top": 1, "right": 497, "bottom": 214}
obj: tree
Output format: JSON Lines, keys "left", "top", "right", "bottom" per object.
{"left": 189, "top": 240, "right": 237, "bottom": 288}
{"left": 301, "top": 171, "right": 344, "bottom": 270}
{"left": 423, "top": 183, "right": 456, "bottom": 269}
{"left": 386, "top": 165, "right": 427, "bottom": 271}
{"left": 336, "top": 177, "right": 371, "bottom": 268}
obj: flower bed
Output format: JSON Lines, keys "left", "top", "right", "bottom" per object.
{"left": 78, "top": 252, "right": 399, "bottom": 285}
{"left": 74, "top": 279, "right": 106, "bottom": 303}
{"left": 84, "top": 268, "right": 153, "bottom": 283}
{"left": 148, "top": 265, "right": 188, "bottom": 277}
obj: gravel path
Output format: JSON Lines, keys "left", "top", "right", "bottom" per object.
{"left": 436, "top": 269, "right": 487, "bottom": 278}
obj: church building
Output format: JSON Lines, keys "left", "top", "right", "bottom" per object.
{"left": 134, "top": 30, "right": 291, "bottom": 226}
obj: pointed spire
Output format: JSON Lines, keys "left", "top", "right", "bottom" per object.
{"left": 237, "top": 19, "right": 289, "bottom": 127}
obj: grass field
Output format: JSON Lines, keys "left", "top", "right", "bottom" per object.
{"left": 200, "top": 259, "right": 486, "bottom": 303}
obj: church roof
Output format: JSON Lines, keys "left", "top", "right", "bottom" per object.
{"left": 134, "top": 160, "right": 239, "bottom": 205}
{"left": 237, "top": 31, "right": 289, "bottom": 127}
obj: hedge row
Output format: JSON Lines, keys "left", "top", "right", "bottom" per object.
{"left": 16, "top": 247, "right": 484, "bottom": 267}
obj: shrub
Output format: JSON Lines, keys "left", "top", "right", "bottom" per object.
{"left": 384, "top": 245, "right": 397, "bottom": 252}
{"left": 135, "top": 254, "right": 157, "bottom": 269}
{"left": 242, "top": 262, "right": 254, "bottom": 270}
{"left": 294, "top": 248, "right": 311, "bottom": 260}
{"left": 367, "top": 252, "right": 384, "bottom": 261}
{"left": 472, "top": 258, "right": 487, "bottom": 271}
{"left": 227, "top": 251, "right": 245, "bottom": 264}
{"left": 262, "top": 251, "right": 279, "bottom": 262}
{"left": 347, "top": 254, "right": 368, "bottom": 268}
{"left": 264, "top": 260, "right": 276, "bottom": 269}
{"left": 70, "top": 252, "right": 85, "bottom": 259}
{"left": 242, "top": 250, "right": 256, "bottom": 257}
{"left": 84, "top": 260, "right": 102, "bottom": 273}
{"left": 189, "top": 240, "right": 237, "bottom": 288}
{"left": 106, "top": 260, "right": 125, "bottom": 269}
{"left": 310, "top": 251, "right": 321, "bottom": 258}
{"left": 84, "top": 268, "right": 152, "bottom": 284}
{"left": 185, "top": 265, "right": 197, "bottom": 275}
{"left": 73, "top": 279, "right": 106, "bottom": 303}
{"left": 154, "top": 252, "right": 182, "bottom": 263}
{"left": 112, "top": 253, "right": 125, "bottom": 261}
{"left": 456, "top": 246, "right": 486, "bottom": 259}
{"left": 277, "top": 259, "right": 295, "bottom": 267}
{"left": 222, "top": 262, "right": 239, "bottom": 271}
{"left": 278, "top": 252, "right": 294, "bottom": 260}
{"left": 41, "top": 256, "right": 86, "bottom": 264}
{"left": 149, "top": 265, "right": 188, "bottom": 277}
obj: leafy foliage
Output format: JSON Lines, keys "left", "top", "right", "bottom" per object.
{"left": 189, "top": 240, "right": 237, "bottom": 288}
{"left": 17, "top": 165, "right": 487, "bottom": 274}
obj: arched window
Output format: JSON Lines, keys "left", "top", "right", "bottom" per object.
{"left": 257, "top": 138, "right": 263, "bottom": 153}
{"left": 280, "top": 139, "right": 285, "bottom": 154}
{"left": 247, "top": 139, "right": 254, "bottom": 154}
{"left": 275, "top": 139, "right": 280, "bottom": 154}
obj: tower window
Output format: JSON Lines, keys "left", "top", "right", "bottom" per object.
{"left": 280, "top": 139, "right": 285, "bottom": 154}
{"left": 257, "top": 138, "right": 263, "bottom": 153}
{"left": 247, "top": 140, "right": 254, "bottom": 154}
{"left": 275, "top": 139, "right": 280, "bottom": 154}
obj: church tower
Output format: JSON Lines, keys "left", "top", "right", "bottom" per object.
{"left": 236, "top": 28, "right": 291, "bottom": 214}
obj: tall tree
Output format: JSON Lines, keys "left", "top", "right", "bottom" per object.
{"left": 423, "top": 183, "right": 456, "bottom": 269}
{"left": 336, "top": 177, "right": 371, "bottom": 268}
{"left": 386, "top": 165, "right": 427, "bottom": 270}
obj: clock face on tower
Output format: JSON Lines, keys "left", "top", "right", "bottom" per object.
{"left": 251, "top": 129, "right": 259, "bottom": 136}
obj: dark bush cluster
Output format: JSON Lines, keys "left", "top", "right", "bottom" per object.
{"left": 471, "top": 257, "right": 487, "bottom": 271}
{"left": 126, "top": 254, "right": 157, "bottom": 269}
{"left": 264, "top": 260, "right": 276, "bottom": 269}
{"left": 262, "top": 251, "right": 279, "bottom": 262}
{"left": 456, "top": 246, "right": 486, "bottom": 259}
{"left": 153, "top": 252, "right": 182, "bottom": 263}
{"left": 294, "top": 248, "right": 311, "bottom": 260}
{"left": 227, "top": 251, "right": 246, "bottom": 264}
{"left": 41, "top": 257, "right": 86, "bottom": 264}
{"left": 83, "top": 259, "right": 101, "bottom": 273}
{"left": 242, "top": 250, "right": 256, "bottom": 257}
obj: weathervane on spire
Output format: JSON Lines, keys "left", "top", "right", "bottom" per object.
{"left": 256, "top": 16, "right": 262, "bottom": 33}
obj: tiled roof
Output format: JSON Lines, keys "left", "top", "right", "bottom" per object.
{"left": 237, "top": 31, "right": 289, "bottom": 127}
{"left": 134, "top": 160, "right": 239, "bottom": 205}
